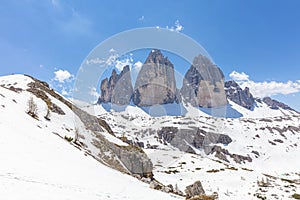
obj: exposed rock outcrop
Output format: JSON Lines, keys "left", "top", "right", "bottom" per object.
{"left": 133, "top": 49, "right": 177, "bottom": 106}
{"left": 98, "top": 65, "right": 133, "bottom": 105}
{"left": 225, "top": 80, "right": 254, "bottom": 110}
{"left": 185, "top": 181, "right": 205, "bottom": 199}
{"left": 209, "top": 145, "right": 252, "bottom": 164}
{"left": 262, "top": 97, "right": 297, "bottom": 112}
{"left": 25, "top": 75, "right": 153, "bottom": 178}
{"left": 181, "top": 55, "right": 227, "bottom": 108}
{"left": 157, "top": 127, "right": 232, "bottom": 154}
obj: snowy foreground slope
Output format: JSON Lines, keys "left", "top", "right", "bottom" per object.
{"left": 83, "top": 100, "right": 300, "bottom": 199}
{"left": 0, "top": 74, "right": 299, "bottom": 200}
{"left": 0, "top": 75, "right": 182, "bottom": 200}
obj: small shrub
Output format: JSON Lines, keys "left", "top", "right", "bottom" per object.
{"left": 292, "top": 193, "right": 300, "bottom": 199}
{"left": 206, "top": 169, "right": 220, "bottom": 173}
{"left": 44, "top": 109, "right": 51, "bottom": 121}
{"left": 64, "top": 136, "right": 73, "bottom": 142}
{"left": 226, "top": 167, "right": 238, "bottom": 171}
{"left": 74, "top": 127, "right": 79, "bottom": 142}
{"left": 281, "top": 178, "right": 296, "bottom": 184}
{"left": 27, "top": 96, "right": 38, "bottom": 119}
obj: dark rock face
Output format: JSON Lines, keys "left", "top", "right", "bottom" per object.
{"left": 262, "top": 97, "right": 296, "bottom": 112}
{"left": 111, "top": 145, "right": 153, "bottom": 178}
{"left": 224, "top": 80, "right": 255, "bottom": 110}
{"left": 185, "top": 181, "right": 205, "bottom": 199}
{"left": 133, "top": 50, "right": 177, "bottom": 106}
{"left": 181, "top": 55, "right": 227, "bottom": 108}
{"left": 157, "top": 127, "right": 232, "bottom": 154}
{"left": 98, "top": 65, "right": 133, "bottom": 105}
{"left": 26, "top": 81, "right": 65, "bottom": 115}
{"left": 209, "top": 145, "right": 252, "bottom": 164}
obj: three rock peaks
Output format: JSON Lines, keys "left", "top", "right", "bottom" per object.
{"left": 98, "top": 49, "right": 227, "bottom": 108}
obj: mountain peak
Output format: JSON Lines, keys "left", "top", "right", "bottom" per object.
{"left": 145, "top": 49, "right": 173, "bottom": 67}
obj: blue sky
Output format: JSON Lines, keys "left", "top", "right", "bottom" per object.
{"left": 0, "top": 0, "right": 299, "bottom": 110}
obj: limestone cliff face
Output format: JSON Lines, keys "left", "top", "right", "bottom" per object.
{"left": 133, "top": 50, "right": 177, "bottom": 106}
{"left": 181, "top": 55, "right": 227, "bottom": 108}
{"left": 98, "top": 51, "right": 228, "bottom": 109}
{"left": 98, "top": 65, "right": 133, "bottom": 105}
{"left": 225, "top": 80, "right": 254, "bottom": 110}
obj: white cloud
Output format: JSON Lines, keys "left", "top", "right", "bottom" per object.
{"left": 229, "top": 71, "right": 249, "bottom": 81}
{"left": 174, "top": 20, "right": 184, "bottom": 32}
{"left": 109, "top": 48, "right": 116, "bottom": 53}
{"left": 229, "top": 71, "right": 300, "bottom": 98}
{"left": 54, "top": 69, "right": 73, "bottom": 83}
{"left": 61, "top": 88, "right": 70, "bottom": 96}
{"left": 89, "top": 87, "right": 100, "bottom": 98}
{"left": 133, "top": 61, "right": 143, "bottom": 69}
{"left": 50, "top": 69, "right": 75, "bottom": 97}
{"left": 106, "top": 52, "right": 118, "bottom": 66}
{"left": 115, "top": 58, "right": 133, "bottom": 71}
{"left": 166, "top": 20, "right": 184, "bottom": 32}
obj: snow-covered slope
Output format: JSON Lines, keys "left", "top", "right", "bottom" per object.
{"left": 1, "top": 74, "right": 299, "bottom": 200}
{"left": 89, "top": 100, "right": 300, "bottom": 199}
{"left": 0, "top": 74, "right": 182, "bottom": 200}
{"left": 81, "top": 97, "right": 298, "bottom": 120}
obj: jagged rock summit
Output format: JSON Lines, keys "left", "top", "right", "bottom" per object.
{"left": 225, "top": 80, "right": 255, "bottom": 110}
{"left": 98, "top": 50, "right": 229, "bottom": 109}
{"left": 181, "top": 55, "right": 227, "bottom": 108}
{"left": 133, "top": 49, "right": 177, "bottom": 106}
{"left": 98, "top": 65, "right": 133, "bottom": 105}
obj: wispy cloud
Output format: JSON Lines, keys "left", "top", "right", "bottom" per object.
{"left": 86, "top": 49, "right": 134, "bottom": 72}
{"left": 51, "top": 0, "right": 60, "bottom": 7}
{"left": 48, "top": 1, "right": 93, "bottom": 36}
{"left": 229, "top": 71, "right": 249, "bottom": 81}
{"left": 229, "top": 71, "right": 300, "bottom": 98}
{"left": 60, "top": 9, "right": 93, "bottom": 36}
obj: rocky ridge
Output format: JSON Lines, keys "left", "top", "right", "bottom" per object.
{"left": 262, "top": 97, "right": 297, "bottom": 112}
{"left": 224, "top": 80, "right": 255, "bottom": 110}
